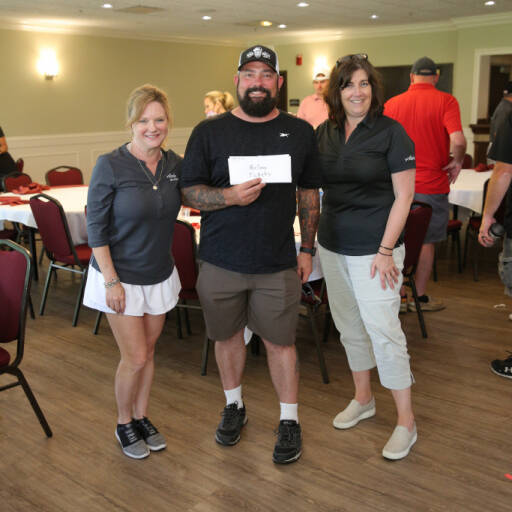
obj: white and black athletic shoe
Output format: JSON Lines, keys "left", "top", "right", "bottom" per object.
{"left": 116, "top": 421, "right": 150, "bottom": 459}
{"left": 490, "top": 354, "right": 512, "bottom": 379}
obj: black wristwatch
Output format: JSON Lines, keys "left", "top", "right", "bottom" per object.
{"left": 300, "top": 246, "right": 316, "bottom": 256}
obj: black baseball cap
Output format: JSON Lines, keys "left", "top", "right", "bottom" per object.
{"left": 411, "top": 56, "right": 438, "bottom": 76}
{"left": 238, "top": 45, "right": 279, "bottom": 74}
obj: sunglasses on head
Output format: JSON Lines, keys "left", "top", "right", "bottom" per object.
{"left": 335, "top": 53, "right": 368, "bottom": 68}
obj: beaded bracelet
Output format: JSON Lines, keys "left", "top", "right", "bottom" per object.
{"left": 379, "top": 244, "right": 393, "bottom": 251}
{"left": 104, "top": 277, "right": 120, "bottom": 288}
{"left": 377, "top": 250, "right": 392, "bottom": 256}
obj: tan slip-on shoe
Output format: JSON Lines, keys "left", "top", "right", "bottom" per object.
{"left": 333, "top": 398, "right": 376, "bottom": 429}
{"left": 382, "top": 423, "right": 417, "bottom": 460}
{"left": 408, "top": 296, "right": 445, "bottom": 312}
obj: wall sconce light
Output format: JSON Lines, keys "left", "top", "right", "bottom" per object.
{"left": 37, "top": 49, "right": 59, "bottom": 80}
{"left": 313, "top": 55, "right": 330, "bottom": 78}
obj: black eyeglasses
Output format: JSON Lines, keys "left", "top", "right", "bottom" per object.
{"left": 335, "top": 54, "right": 368, "bottom": 68}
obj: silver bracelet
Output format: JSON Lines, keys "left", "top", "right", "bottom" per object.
{"left": 104, "top": 277, "right": 120, "bottom": 288}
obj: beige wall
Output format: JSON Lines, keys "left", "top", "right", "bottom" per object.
{"left": 276, "top": 31, "right": 457, "bottom": 112}
{"left": 275, "top": 22, "right": 512, "bottom": 128}
{"left": 2, "top": 19, "right": 512, "bottom": 141}
{"left": 0, "top": 29, "right": 241, "bottom": 136}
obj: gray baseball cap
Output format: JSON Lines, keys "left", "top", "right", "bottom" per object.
{"left": 411, "top": 57, "right": 437, "bottom": 76}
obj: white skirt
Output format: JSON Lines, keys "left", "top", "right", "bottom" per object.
{"left": 83, "top": 265, "right": 181, "bottom": 317}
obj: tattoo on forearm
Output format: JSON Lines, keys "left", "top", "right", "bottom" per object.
{"left": 182, "top": 185, "right": 226, "bottom": 211}
{"left": 297, "top": 188, "right": 320, "bottom": 247}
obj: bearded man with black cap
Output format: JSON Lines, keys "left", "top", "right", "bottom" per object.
{"left": 180, "top": 45, "right": 320, "bottom": 464}
{"left": 384, "top": 56, "right": 466, "bottom": 313}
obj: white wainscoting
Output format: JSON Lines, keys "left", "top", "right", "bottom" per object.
{"left": 7, "top": 127, "right": 193, "bottom": 184}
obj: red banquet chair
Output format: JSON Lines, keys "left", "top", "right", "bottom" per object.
{"left": 403, "top": 201, "right": 433, "bottom": 338}
{"left": 15, "top": 158, "right": 24, "bottom": 173}
{"left": 45, "top": 166, "right": 84, "bottom": 187}
{"left": 300, "top": 279, "right": 330, "bottom": 384}
{"left": 29, "top": 194, "right": 92, "bottom": 326}
{"left": 1, "top": 171, "right": 32, "bottom": 192}
{"left": 0, "top": 239, "right": 52, "bottom": 437}
{"left": 171, "top": 220, "right": 212, "bottom": 375}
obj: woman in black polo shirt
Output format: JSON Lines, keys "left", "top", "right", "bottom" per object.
{"left": 316, "top": 55, "right": 417, "bottom": 460}
{"left": 84, "top": 84, "right": 182, "bottom": 460}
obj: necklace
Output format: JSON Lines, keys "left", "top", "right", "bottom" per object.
{"left": 130, "top": 145, "right": 164, "bottom": 190}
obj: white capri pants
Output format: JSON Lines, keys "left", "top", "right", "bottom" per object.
{"left": 318, "top": 243, "right": 413, "bottom": 390}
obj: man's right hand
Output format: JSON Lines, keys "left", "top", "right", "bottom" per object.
{"left": 478, "top": 215, "right": 496, "bottom": 247}
{"left": 225, "top": 178, "right": 266, "bottom": 206}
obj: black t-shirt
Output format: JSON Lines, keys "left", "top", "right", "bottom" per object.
{"left": 180, "top": 111, "right": 321, "bottom": 274}
{"left": 316, "top": 114, "right": 415, "bottom": 256}
{"left": 488, "top": 111, "right": 512, "bottom": 237}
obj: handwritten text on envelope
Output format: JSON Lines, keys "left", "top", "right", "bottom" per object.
{"left": 228, "top": 154, "right": 292, "bottom": 184}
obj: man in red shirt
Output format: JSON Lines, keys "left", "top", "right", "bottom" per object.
{"left": 297, "top": 69, "right": 330, "bottom": 129}
{"left": 385, "top": 57, "right": 466, "bottom": 312}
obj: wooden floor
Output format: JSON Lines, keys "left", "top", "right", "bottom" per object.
{"left": 2, "top": 242, "right": 512, "bottom": 511}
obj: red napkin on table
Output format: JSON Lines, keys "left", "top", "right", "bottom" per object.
{"left": 0, "top": 195, "right": 30, "bottom": 206}
{"left": 11, "top": 183, "right": 50, "bottom": 194}
{"left": 474, "top": 163, "right": 494, "bottom": 172}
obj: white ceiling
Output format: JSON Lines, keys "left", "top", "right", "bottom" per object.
{"left": 1, "top": 0, "right": 512, "bottom": 45}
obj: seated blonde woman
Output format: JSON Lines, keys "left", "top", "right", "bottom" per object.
{"left": 204, "top": 90, "right": 235, "bottom": 117}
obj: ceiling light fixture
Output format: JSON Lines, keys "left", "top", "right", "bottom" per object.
{"left": 370, "top": 14, "right": 379, "bottom": 19}
{"left": 278, "top": 24, "right": 287, "bottom": 29}
{"left": 202, "top": 15, "right": 212, "bottom": 20}
{"left": 484, "top": 1, "right": 496, "bottom": 5}
{"left": 260, "top": 20, "right": 272, "bottom": 27}
{"left": 297, "top": 2, "right": 309, "bottom": 7}
{"left": 102, "top": 3, "right": 113, "bottom": 8}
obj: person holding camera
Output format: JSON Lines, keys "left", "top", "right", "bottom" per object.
{"left": 479, "top": 110, "right": 512, "bottom": 378}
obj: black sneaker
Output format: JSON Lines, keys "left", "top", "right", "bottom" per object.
{"left": 215, "top": 403, "right": 247, "bottom": 446}
{"left": 490, "top": 354, "right": 512, "bottom": 379}
{"left": 115, "top": 421, "right": 150, "bottom": 459}
{"left": 133, "top": 417, "right": 166, "bottom": 451}
{"left": 273, "top": 420, "right": 302, "bottom": 464}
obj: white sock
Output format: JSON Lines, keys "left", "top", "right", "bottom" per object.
{"left": 224, "top": 386, "right": 243, "bottom": 408}
{"left": 280, "top": 402, "right": 298, "bottom": 422}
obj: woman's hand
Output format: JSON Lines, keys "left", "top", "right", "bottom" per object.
{"left": 105, "top": 282, "right": 126, "bottom": 314}
{"left": 370, "top": 252, "right": 400, "bottom": 290}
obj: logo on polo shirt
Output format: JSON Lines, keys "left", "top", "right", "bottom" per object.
{"left": 405, "top": 155, "right": 415, "bottom": 162}
{"left": 166, "top": 172, "right": 179, "bottom": 182}
{"left": 280, "top": 132, "right": 290, "bottom": 138}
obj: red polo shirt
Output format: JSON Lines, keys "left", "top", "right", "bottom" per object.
{"left": 384, "top": 83, "right": 463, "bottom": 194}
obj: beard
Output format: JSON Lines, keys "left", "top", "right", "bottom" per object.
{"left": 238, "top": 86, "right": 279, "bottom": 117}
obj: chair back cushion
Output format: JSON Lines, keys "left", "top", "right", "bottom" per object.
{"left": 45, "top": 166, "right": 84, "bottom": 186}
{"left": 403, "top": 202, "right": 433, "bottom": 273}
{"left": 171, "top": 220, "right": 198, "bottom": 292}
{"left": 29, "top": 194, "right": 74, "bottom": 260}
{"left": 0, "top": 248, "right": 28, "bottom": 342}
{"left": 2, "top": 172, "right": 32, "bottom": 192}
{"left": 15, "top": 158, "right": 24, "bottom": 173}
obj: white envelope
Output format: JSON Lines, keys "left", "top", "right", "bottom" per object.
{"left": 228, "top": 154, "right": 292, "bottom": 184}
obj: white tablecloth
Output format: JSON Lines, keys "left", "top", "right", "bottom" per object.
{"left": 179, "top": 211, "right": 324, "bottom": 282}
{"left": 448, "top": 169, "right": 493, "bottom": 214}
{"left": 0, "top": 186, "right": 88, "bottom": 244}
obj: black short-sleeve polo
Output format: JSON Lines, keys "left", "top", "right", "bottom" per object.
{"left": 317, "top": 114, "right": 415, "bottom": 256}
{"left": 488, "top": 111, "right": 512, "bottom": 237}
